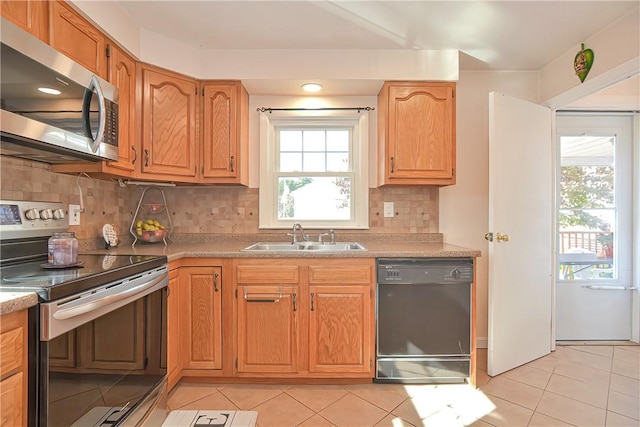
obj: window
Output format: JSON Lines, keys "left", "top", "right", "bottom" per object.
{"left": 259, "top": 110, "right": 369, "bottom": 228}
{"left": 556, "top": 114, "right": 632, "bottom": 283}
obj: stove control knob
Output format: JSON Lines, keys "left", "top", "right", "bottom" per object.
{"left": 25, "top": 208, "right": 39, "bottom": 221}
{"left": 39, "top": 209, "right": 53, "bottom": 220}
{"left": 450, "top": 268, "right": 460, "bottom": 279}
{"left": 52, "top": 208, "right": 65, "bottom": 220}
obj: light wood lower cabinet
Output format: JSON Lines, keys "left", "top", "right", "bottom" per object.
{"left": 167, "top": 267, "right": 181, "bottom": 389}
{"left": 180, "top": 266, "right": 223, "bottom": 370}
{"left": 237, "top": 285, "right": 299, "bottom": 374}
{"left": 234, "top": 259, "right": 375, "bottom": 378}
{"left": 0, "top": 309, "right": 28, "bottom": 427}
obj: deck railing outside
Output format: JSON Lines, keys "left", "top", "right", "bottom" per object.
{"left": 559, "top": 230, "right": 608, "bottom": 254}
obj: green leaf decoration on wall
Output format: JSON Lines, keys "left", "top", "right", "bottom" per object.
{"left": 574, "top": 43, "right": 594, "bottom": 83}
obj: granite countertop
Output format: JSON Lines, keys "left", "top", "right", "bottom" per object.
{"left": 1, "top": 234, "right": 481, "bottom": 315}
{"left": 0, "top": 292, "right": 39, "bottom": 316}
{"left": 83, "top": 234, "right": 481, "bottom": 261}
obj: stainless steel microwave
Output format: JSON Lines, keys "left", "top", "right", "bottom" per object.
{"left": 0, "top": 18, "right": 119, "bottom": 164}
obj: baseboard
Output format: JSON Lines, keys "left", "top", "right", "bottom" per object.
{"left": 477, "top": 337, "right": 488, "bottom": 349}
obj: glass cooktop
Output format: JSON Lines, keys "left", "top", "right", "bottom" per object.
{"left": 0, "top": 253, "right": 167, "bottom": 301}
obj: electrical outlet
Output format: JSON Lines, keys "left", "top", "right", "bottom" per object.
{"left": 69, "top": 204, "right": 81, "bottom": 225}
{"left": 383, "top": 202, "right": 394, "bottom": 218}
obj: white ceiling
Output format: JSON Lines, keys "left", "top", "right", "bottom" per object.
{"left": 115, "top": 1, "right": 637, "bottom": 71}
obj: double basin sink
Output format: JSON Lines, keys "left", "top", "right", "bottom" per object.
{"left": 242, "top": 242, "right": 366, "bottom": 252}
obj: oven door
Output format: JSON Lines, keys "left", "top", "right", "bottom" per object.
{"left": 39, "top": 266, "right": 168, "bottom": 427}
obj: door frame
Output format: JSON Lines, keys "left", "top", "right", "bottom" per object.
{"left": 543, "top": 57, "right": 640, "bottom": 343}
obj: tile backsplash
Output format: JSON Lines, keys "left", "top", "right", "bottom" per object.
{"left": 1, "top": 157, "right": 439, "bottom": 241}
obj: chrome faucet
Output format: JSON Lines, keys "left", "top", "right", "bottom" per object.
{"left": 318, "top": 229, "right": 336, "bottom": 244}
{"left": 288, "top": 223, "right": 310, "bottom": 243}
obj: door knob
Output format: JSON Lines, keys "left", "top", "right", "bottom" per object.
{"left": 496, "top": 233, "right": 510, "bottom": 242}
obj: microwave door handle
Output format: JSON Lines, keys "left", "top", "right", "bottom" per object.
{"left": 85, "top": 75, "right": 106, "bottom": 153}
{"left": 52, "top": 272, "right": 167, "bottom": 320}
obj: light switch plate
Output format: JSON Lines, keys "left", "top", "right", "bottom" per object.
{"left": 69, "top": 204, "right": 81, "bottom": 225}
{"left": 383, "top": 202, "right": 394, "bottom": 218}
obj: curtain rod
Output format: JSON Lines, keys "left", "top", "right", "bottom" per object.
{"left": 257, "top": 107, "right": 374, "bottom": 113}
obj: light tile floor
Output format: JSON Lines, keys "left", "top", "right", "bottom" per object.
{"left": 167, "top": 345, "right": 640, "bottom": 426}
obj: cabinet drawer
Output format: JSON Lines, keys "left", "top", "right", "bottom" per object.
{"left": 308, "top": 264, "right": 373, "bottom": 284}
{"left": 0, "top": 316, "right": 24, "bottom": 379}
{"left": 236, "top": 265, "right": 299, "bottom": 284}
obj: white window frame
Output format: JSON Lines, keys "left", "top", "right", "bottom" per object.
{"left": 555, "top": 113, "right": 633, "bottom": 285}
{"left": 259, "top": 110, "right": 369, "bottom": 229}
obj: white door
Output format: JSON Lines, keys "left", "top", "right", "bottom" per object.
{"left": 555, "top": 114, "right": 634, "bottom": 340}
{"left": 487, "top": 92, "right": 553, "bottom": 376}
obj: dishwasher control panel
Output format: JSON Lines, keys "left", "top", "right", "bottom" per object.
{"left": 377, "top": 258, "right": 473, "bottom": 284}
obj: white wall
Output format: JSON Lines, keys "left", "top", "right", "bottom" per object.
{"left": 439, "top": 71, "right": 540, "bottom": 345}
{"left": 540, "top": 7, "right": 639, "bottom": 105}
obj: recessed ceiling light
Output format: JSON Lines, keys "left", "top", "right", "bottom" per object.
{"left": 301, "top": 83, "right": 323, "bottom": 93}
{"left": 38, "top": 87, "right": 61, "bottom": 95}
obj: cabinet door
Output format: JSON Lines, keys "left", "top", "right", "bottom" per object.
{"left": 0, "top": 310, "right": 27, "bottom": 427}
{"left": 181, "top": 267, "right": 222, "bottom": 370}
{"left": 1, "top": 0, "right": 48, "bottom": 42}
{"left": 380, "top": 82, "right": 456, "bottom": 185}
{"left": 237, "top": 285, "right": 299, "bottom": 374}
{"left": 49, "top": 1, "right": 107, "bottom": 78}
{"left": 105, "top": 44, "right": 137, "bottom": 174}
{"left": 201, "top": 82, "right": 248, "bottom": 184}
{"left": 0, "top": 372, "right": 25, "bottom": 427}
{"left": 308, "top": 285, "right": 372, "bottom": 374}
{"left": 167, "top": 269, "right": 181, "bottom": 388}
{"left": 76, "top": 300, "right": 145, "bottom": 370}
{"left": 141, "top": 67, "right": 198, "bottom": 179}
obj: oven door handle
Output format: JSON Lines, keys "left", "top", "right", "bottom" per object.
{"left": 53, "top": 272, "right": 167, "bottom": 320}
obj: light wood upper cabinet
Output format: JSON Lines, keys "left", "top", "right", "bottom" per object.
{"left": 180, "top": 266, "right": 223, "bottom": 370}
{"left": 49, "top": 1, "right": 107, "bottom": 78}
{"left": 140, "top": 66, "right": 198, "bottom": 180}
{"left": 200, "top": 82, "right": 249, "bottom": 185}
{"left": 0, "top": 310, "right": 28, "bottom": 427}
{"left": 1, "top": 0, "right": 48, "bottom": 42}
{"left": 105, "top": 44, "right": 137, "bottom": 174}
{"left": 378, "top": 81, "right": 456, "bottom": 186}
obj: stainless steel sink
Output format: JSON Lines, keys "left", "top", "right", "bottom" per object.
{"left": 241, "top": 242, "right": 367, "bottom": 252}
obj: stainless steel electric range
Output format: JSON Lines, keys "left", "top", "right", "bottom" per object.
{"left": 0, "top": 200, "right": 169, "bottom": 427}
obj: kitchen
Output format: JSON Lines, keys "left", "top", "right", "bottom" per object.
{"left": 1, "top": 1, "right": 639, "bottom": 426}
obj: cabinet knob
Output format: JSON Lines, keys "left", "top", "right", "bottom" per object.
{"left": 230, "top": 155, "right": 235, "bottom": 173}
{"left": 390, "top": 157, "right": 395, "bottom": 173}
{"left": 131, "top": 146, "right": 137, "bottom": 165}
{"left": 144, "top": 149, "right": 149, "bottom": 167}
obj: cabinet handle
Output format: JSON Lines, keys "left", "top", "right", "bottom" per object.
{"left": 144, "top": 149, "right": 149, "bottom": 167}
{"left": 213, "top": 272, "right": 219, "bottom": 292}
{"left": 390, "top": 156, "right": 395, "bottom": 173}
{"left": 292, "top": 292, "right": 297, "bottom": 312}
{"left": 166, "top": 286, "right": 170, "bottom": 297}
{"left": 243, "top": 286, "right": 282, "bottom": 303}
{"left": 310, "top": 292, "right": 315, "bottom": 311}
{"left": 230, "top": 155, "right": 235, "bottom": 172}
{"left": 131, "top": 146, "right": 137, "bottom": 165}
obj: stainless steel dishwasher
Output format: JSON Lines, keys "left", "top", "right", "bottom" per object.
{"left": 375, "top": 258, "right": 473, "bottom": 383}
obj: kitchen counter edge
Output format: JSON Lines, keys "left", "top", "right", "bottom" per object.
{"left": 0, "top": 292, "right": 39, "bottom": 316}
{"left": 83, "top": 241, "right": 482, "bottom": 262}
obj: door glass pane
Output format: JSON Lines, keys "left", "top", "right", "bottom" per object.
{"left": 558, "top": 135, "right": 615, "bottom": 280}
{"left": 277, "top": 177, "right": 351, "bottom": 220}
